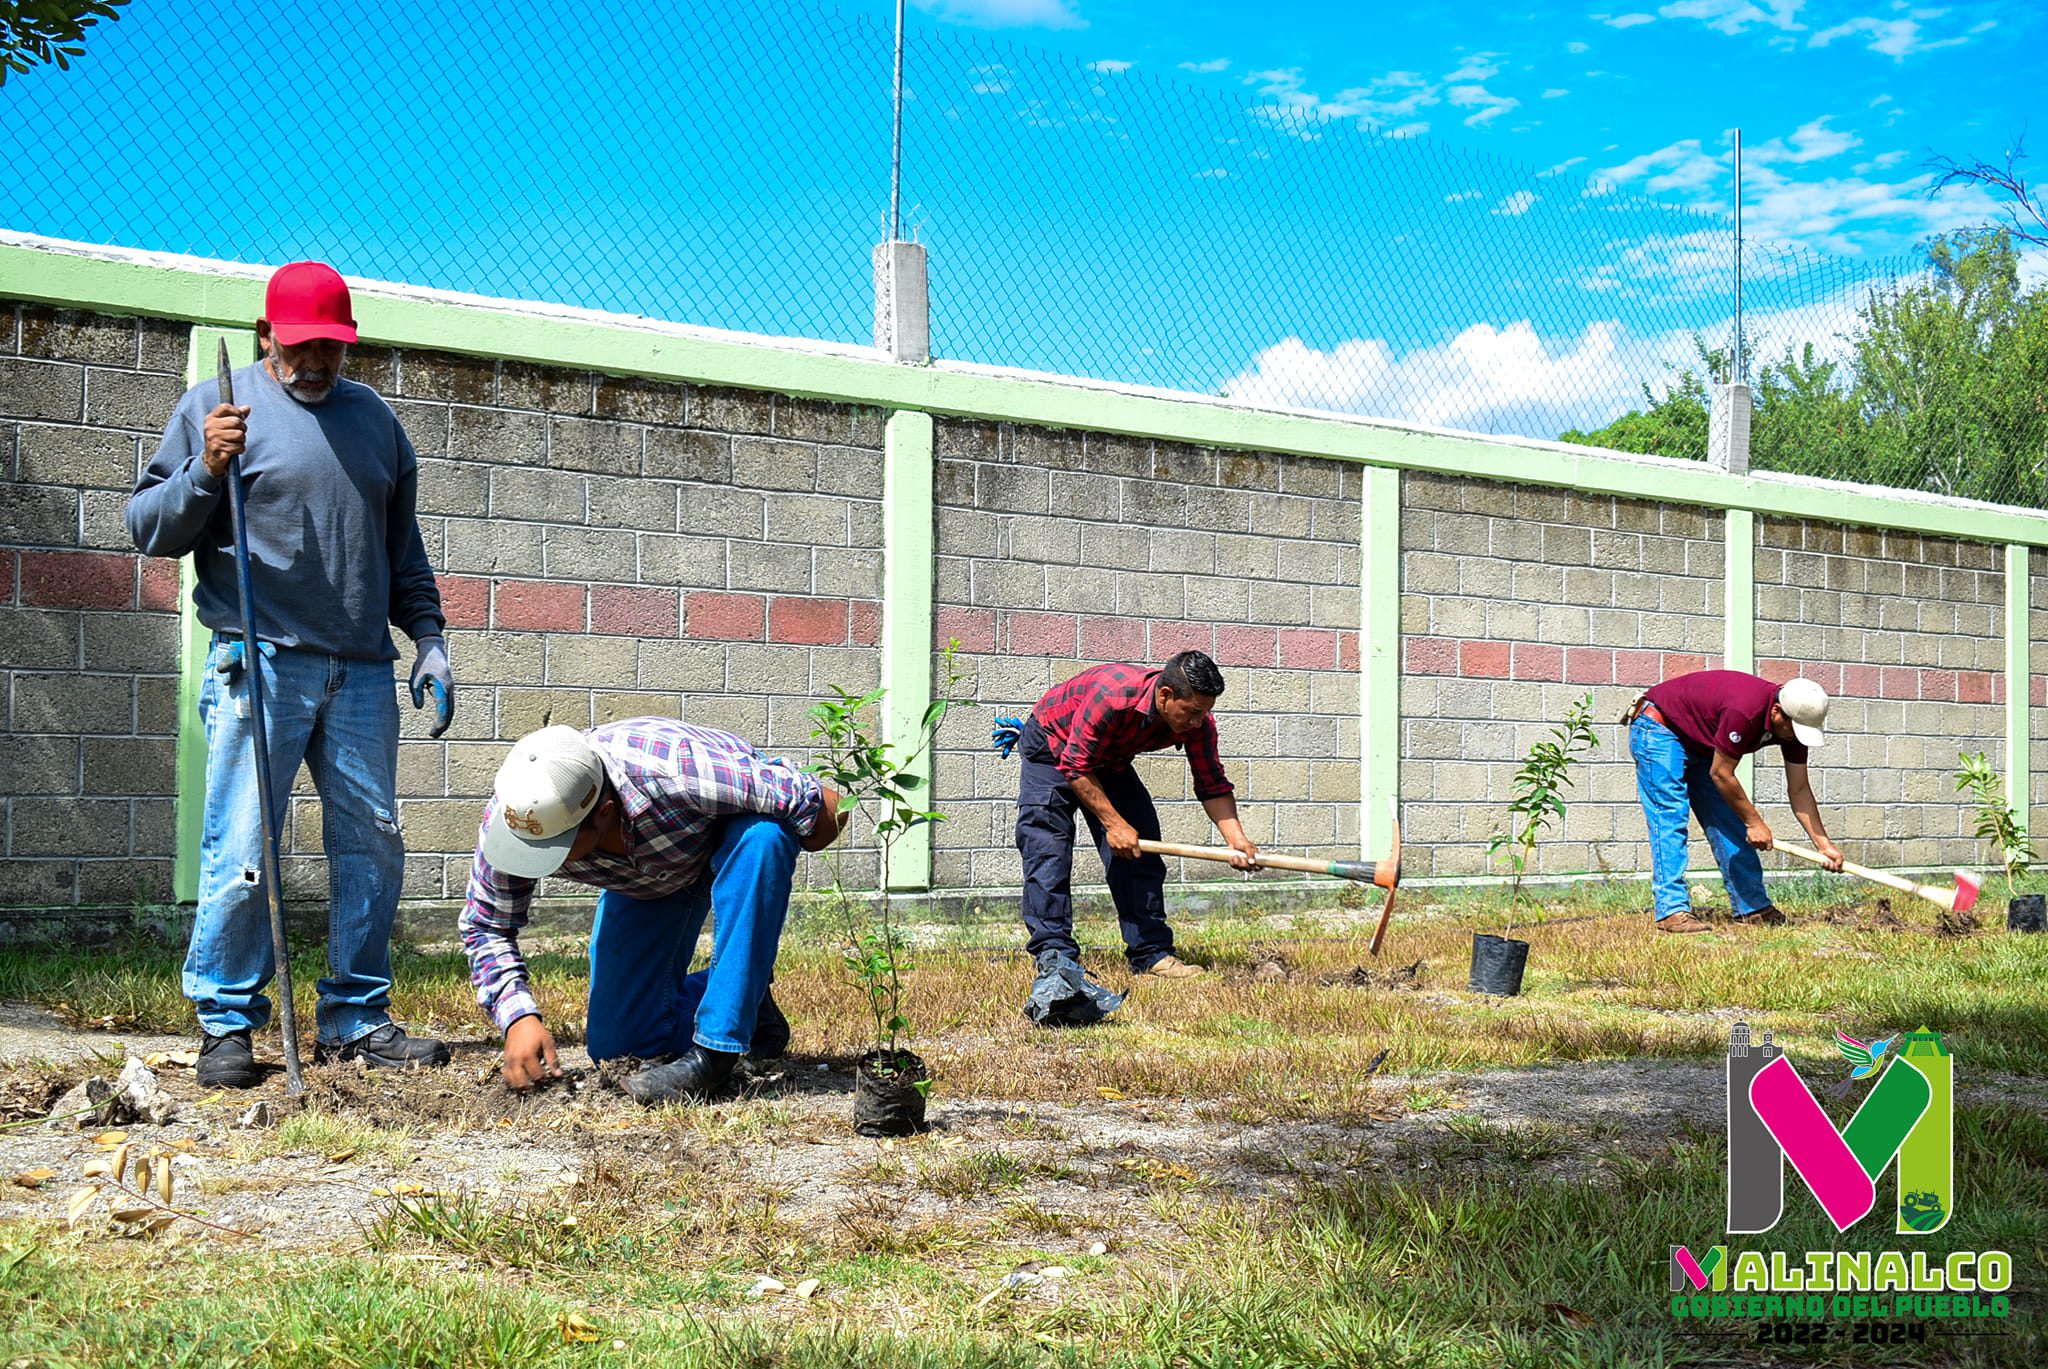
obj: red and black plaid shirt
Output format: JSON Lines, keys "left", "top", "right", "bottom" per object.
{"left": 1032, "top": 663, "right": 1234, "bottom": 800}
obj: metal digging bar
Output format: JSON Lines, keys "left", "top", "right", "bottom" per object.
{"left": 219, "top": 339, "right": 304, "bottom": 1094}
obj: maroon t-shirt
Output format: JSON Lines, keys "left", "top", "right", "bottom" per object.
{"left": 1644, "top": 670, "right": 1810, "bottom": 764}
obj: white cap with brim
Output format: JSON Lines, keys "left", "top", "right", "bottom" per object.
{"left": 478, "top": 725, "right": 606, "bottom": 879}
{"left": 1778, "top": 677, "right": 1829, "bottom": 749}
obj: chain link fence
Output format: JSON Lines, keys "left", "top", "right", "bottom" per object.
{"left": 3, "top": 0, "right": 2040, "bottom": 507}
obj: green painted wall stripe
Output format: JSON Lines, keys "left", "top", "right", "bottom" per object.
{"left": 881, "top": 410, "right": 935, "bottom": 891}
{"left": 1359, "top": 466, "right": 1401, "bottom": 857}
{"left": 1725, "top": 509, "right": 1758, "bottom": 796}
{"left": 9, "top": 240, "right": 2048, "bottom": 546}
{"left": 2007, "top": 543, "right": 2031, "bottom": 842}
{"left": 171, "top": 325, "right": 254, "bottom": 902}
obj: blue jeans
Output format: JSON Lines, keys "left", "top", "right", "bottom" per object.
{"left": 1630, "top": 714, "right": 1770, "bottom": 919}
{"left": 582, "top": 814, "right": 796, "bottom": 1060}
{"left": 186, "top": 635, "right": 404, "bottom": 1046}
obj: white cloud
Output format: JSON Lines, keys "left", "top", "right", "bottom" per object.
{"left": 968, "top": 63, "right": 1013, "bottom": 95}
{"left": 1448, "top": 82, "right": 1520, "bottom": 127}
{"left": 1543, "top": 87, "right": 1571, "bottom": 98}
{"left": 1495, "top": 190, "right": 1540, "bottom": 216}
{"left": 1179, "top": 58, "right": 1230, "bottom": 74}
{"left": 1196, "top": 167, "right": 1229, "bottom": 178}
{"left": 1599, "top": 12, "right": 1658, "bottom": 27}
{"left": 1244, "top": 66, "right": 1441, "bottom": 129}
{"left": 1657, "top": 1, "right": 1805, "bottom": 36}
{"left": 913, "top": 0, "right": 1085, "bottom": 29}
{"left": 1445, "top": 189, "right": 1483, "bottom": 203}
{"left": 1745, "top": 115, "right": 1860, "bottom": 165}
{"left": 1566, "top": 40, "right": 1591, "bottom": 53}
{"left": 1086, "top": 59, "right": 1133, "bottom": 73}
{"left": 1386, "top": 121, "right": 1430, "bottom": 139}
{"left": 1444, "top": 51, "right": 1505, "bottom": 81}
{"left": 1809, "top": 9, "right": 1973, "bottom": 60}
{"left": 1539, "top": 156, "right": 1588, "bottom": 178}
{"left": 1599, "top": 137, "right": 1724, "bottom": 195}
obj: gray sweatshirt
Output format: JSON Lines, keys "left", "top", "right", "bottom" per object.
{"left": 127, "top": 361, "right": 443, "bottom": 661}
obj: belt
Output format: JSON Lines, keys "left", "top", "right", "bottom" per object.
{"left": 1622, "top": 695, "right": 1669, "bottom": 728}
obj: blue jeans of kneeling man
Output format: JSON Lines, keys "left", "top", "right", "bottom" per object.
{"left": 1630, "top": 713, "right": 1770, "bottom": 919}
{"left": 583, "top": 814, "right": 795, "bottom": 1061}
{"left": 186, "top": 635, "right": 405, "bottom": 1047}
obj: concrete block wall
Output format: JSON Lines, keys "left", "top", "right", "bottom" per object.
{"left": 1397, "top": 473, "right": 1728, "bottom": 877}
{"left": 926, "top": 419, "right": 1361, "bottom": 889}
{"left": 1753, "top": 520, "right": 2004, "bottom": 868}
{"left": 1, "top": 303, "right": 188, "bottom": 909}
{"left": 2031, "top": 547, "right": 2047, "bottom": 840}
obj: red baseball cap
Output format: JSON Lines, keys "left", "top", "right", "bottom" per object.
{"left": 263, "top": 261, "right": 358, "bottom": 346}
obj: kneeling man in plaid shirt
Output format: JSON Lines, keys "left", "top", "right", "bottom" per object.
{"left": 460, "top": 719, "right": 844, "bottom": 1104}
{"left": 1014, "top": 650, "right": 1257, "bottom": 980}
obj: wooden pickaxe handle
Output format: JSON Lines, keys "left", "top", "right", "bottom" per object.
{"left": 1137, "top": 840, "right": 1372, "bottom": 880}
{"left": 1776, "top": 841, "right": 1955, "bottom": 911}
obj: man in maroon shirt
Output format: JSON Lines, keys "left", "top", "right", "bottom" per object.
{"left": 1627, "top": 670, "right": 1844, "bottom": 933}
{"left": 1013, "top": 650, "right": 1258, "bottom": 980}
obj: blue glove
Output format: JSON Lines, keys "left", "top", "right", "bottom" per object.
{"left": 208, "top": 637, "right": 275, "bottom": 681}
{"left": 990, "top": 716, "right": 1026, "bottom": 759}
{"left": 409, "top": 635, "right": 455, "bottom": 739}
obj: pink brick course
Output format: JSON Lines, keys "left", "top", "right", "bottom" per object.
{"left": 592, "top": 585, "right": 681, "bottom": 637}
{"left": 683, "top": 591, "right": 765, "bottom": 641}
{"left": 1278, "top": 627, "right": 1339, "bottom": 670}
{"left": 936, "top": 606, "right": 996, "bottom": 653}
{"left": 768, "top": 596, "right": 847, "bottom": 645}
{"left": 1005, "top": 611, "right": 1078, "bottom": 657}
{"left": 1077, "top": 616, "right": 1145, "bottom": 662}
{"left": 1213, "top": 624, "right": 1278, "bottom": 668}
{"left": 437, "top": 575, "right": 489, "bottom": 629}
{"left": 494, "top": 580, "right": 586, "bottom": 631}
{"left": 138, "top": 558, "right": 180, "bottom": 613}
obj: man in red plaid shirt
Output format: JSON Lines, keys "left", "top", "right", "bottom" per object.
{"left": 1014, "top": 650, "right": 1257, "bottom": 980}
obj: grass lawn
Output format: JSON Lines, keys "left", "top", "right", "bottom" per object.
{"left": 2, "top": 873, "right": 2045, "bottom": 1366}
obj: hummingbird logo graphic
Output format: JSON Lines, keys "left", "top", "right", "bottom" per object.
{"left": 1835, "top": 1029, "right": 1897, "bottom": 1081}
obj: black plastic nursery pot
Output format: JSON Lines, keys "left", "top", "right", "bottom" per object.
{"left": 853, "top": 1049, "right": 930, "bottom": 1137}
{"left": 2009, "top": 894, "right": 2046, "bottom": 933}
{"left": 1469, "top": 933, "right": 1530, "bottom": 996}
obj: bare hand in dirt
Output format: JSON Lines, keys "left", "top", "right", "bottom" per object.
{"left": 801, "top": 784, "right": 847, "bottom": 852}
{"left": 503, "top": 1015, "right": 559, "bottom": 1090}
{"left": 1745, "top": 819, "right": 1774, "bottom": 851}
{"left": 1815, "top": 838, "right": 1845, "bottom": 872}
{"left": 201, "top": 403, "right": 249, "bottom": 479}
{"left": 1106, "top": 821, "right": 1142, "bottom": 860}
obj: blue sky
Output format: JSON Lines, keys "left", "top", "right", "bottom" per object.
{"left": 1, "top": 0, "right": 2034, "bottom": 435}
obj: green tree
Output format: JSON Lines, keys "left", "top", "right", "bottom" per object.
{"left": 1, "top": 2, "right": 129, "bottom": 86}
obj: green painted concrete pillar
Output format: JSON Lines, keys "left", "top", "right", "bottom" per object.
{"left": 171, "top": 325, "right": 255, "bottom": 902}
{"left": 881, "top": 409, "right": 936, "bottom": 890}
{"left": 1359, "top": 465, "right": 1401, "bottom": 857}
{"left": 1724, "top": 507, "right": 1756, "bottom": 792}
{"left": 2007, "top": 543, "right": 2031, "bottom": 842}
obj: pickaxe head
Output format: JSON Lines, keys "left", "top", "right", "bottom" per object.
{"left": 1366, "top": 800, "right": 1402, "bottom": 959}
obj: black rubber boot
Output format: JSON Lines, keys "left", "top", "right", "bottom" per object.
{"left": 196, "top": 1029, "right": 261, "bottom": 1089}
{"left": 315, "top": 1023, "right": 452, "bottom": 1069}
{"left": 626, "top": 1045, "right": 740, "bottom": 1105}
{"left": 749, "top": 988, "right": 791, "bottom": 1062}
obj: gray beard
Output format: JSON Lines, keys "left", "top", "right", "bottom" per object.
{"left": 272, "top": 350, "right": 345, "bottom": 405}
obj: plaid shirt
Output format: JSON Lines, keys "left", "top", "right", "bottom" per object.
{"left": 459, "top": 718, "right": 824, "bottom": 1033}
{"left": 1032, "top": 663, "right": 1234, "bottom": 800}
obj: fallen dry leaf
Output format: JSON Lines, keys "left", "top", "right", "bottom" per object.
{"left": 91, "top": 1131, "right": 128, "bottom": 1149}
{"left": 9, "top": 1169, "right": 56, "bottom": 1190}
{"left": 144, "top": 1050, "right": 199, "bottom": 1069}
{"left": 559, "top": 1312, "right": 601, "bottom": 1344}
{"left": 795, "top": 1278, "right": 821, "bottom": 1299}
{"left": 1544, "top": 1302, "right": 1598, "bottom": 1328}
{"left": 1096, "top": 1087, "right": 1127, "bottom": 1101}
{"left": 325, "top": 1148, "right": 358, "bottom": 1165}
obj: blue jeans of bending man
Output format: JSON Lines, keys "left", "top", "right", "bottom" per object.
{"left": 1012, "top": 721, "right": 1176, "bottom": 972}
{"left": 1630, "top": 714, "right": 1771, "bottom": 920}
{"left": 186, "top": 635, "right": 405, "bottom": 1047}
{"left": 582, "top": 814, "right": 796, "bottom": 1061}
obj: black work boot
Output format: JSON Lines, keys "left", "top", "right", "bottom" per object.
{"left": 749, "top": 988, "right": 791, "bottom": 1062}
{"left": 196, "top": 1029, "right": 261, "bottom": 1089}
{"left": 625, "top": 1045, "right": 740, "bottom": 1105}
{"left": 315, "top": 1023, "right": 452, "bottom": 1069}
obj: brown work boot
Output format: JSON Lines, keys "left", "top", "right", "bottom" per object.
{"left": 1732, "top": 906, "right": 1788, "bottom": 927}
{"left": 1655, "top": 912, "right": 1713, "bottom": 935}
{"left": 1135, "top": 954, "right": 1208, "bottom": 979}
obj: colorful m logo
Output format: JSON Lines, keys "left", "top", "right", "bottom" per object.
{"left": 1726, "top": 1024, "right": 1952, "bottom": 1235}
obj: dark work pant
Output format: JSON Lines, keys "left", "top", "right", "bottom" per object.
{"left": 1013, "top": 721, "right": 1175, "bottom": 970}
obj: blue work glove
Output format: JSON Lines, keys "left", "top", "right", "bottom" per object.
{"left": 409, "top": 634, "right": 455, "bottom": 739}
{"left": 990, "top": 716, "right": 1026, "bottom": 759}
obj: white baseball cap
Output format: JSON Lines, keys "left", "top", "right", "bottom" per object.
{"left": 479, "top": 725, "right": 606, "bottom": 878}
{"left": 1777, "top": 678, "right": 1829, "bottom": 748}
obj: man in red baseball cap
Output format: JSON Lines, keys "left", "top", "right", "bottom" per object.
{"left": 127, "top": 260, "right": 456, "bottom": 1086}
